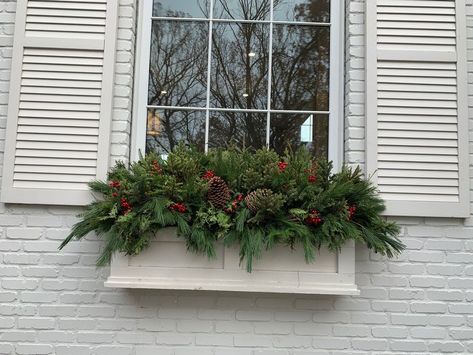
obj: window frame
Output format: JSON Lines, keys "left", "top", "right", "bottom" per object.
{"left": 131, "top": 0, "right": 344, "bottom": 170}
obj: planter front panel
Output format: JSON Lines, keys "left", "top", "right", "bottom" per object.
{"left": 105, "top": 228, "right": 359, "bottom": 295}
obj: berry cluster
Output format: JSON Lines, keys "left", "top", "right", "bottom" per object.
{"left": 225, "top": 193, "right": 244, "bottom": 213}
{"left": 169, "top": 202, "right": 187, "bottom": 213}
{"left": 109, "top": 180, "right": 120, "bottom": 189}
{"left": 348, "top": 205, "right": 357, "bottom": 220}
{"left": 308, "top": 175, "right": 317, "bottom": 183}
{"left": 201, "top": 170, "right": 215, "bottom": 180}
{"left": 306, "top": 209, "right": 322, "bottom": 225}
{"left": 120, "top": 197, "right": 132, "bottom": 215}
{"left": 278, "top": 161, "right": 288, "bottom": 172}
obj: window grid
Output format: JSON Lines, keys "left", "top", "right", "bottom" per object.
{"left": 146, "top": 0, "right": 332, "bottom": 153}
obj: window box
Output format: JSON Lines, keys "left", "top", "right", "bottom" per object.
{"left": 105, "top": 227, "right": 359, "bottom": 295}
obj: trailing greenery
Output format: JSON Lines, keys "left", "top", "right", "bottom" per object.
{"left": 59, "top": 146, "right": 404, "bottom": 272}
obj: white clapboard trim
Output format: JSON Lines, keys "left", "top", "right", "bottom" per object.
{"left": 1, "top": 0, "right": 118, "bottom": 205}
{"left": 366, "top": 0, "right": 469, "bottom": 217}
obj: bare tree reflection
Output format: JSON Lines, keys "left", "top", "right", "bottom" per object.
{"left": 147, "top": 0, "right": 330, "bottom": 158}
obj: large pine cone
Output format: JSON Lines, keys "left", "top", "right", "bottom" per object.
{"left": 245, "top": 188, "right": 283, "bottom": 214}
{"left": 207, "top": 176, "right": 231, "bottom": 209}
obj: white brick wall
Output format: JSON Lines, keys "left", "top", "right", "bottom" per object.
{"left": 0, "top": 0, "right": 472, "bottom": 353}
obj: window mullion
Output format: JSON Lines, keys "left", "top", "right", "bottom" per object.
{"left": 204, "top": 0, "right": 215, "bottom": 153}
{"left": 265, "top": 0, "right": 274, "bottom": 148}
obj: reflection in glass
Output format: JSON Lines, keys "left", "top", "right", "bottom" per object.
{"left": 153, "top": 0, "right": 209, "bottom": 18}
{"left": 273, "top": 0, "right": 330, "bottom": 23}
{"left": 148, "top": 21, "right": 208, "bottom": 108}
{"left": 270, "top": 113, "right": 328, "bottom": 158}
{"left": 210, "top": 23, "right": 269, "bottom": 110}
{"left": 271, "top": 25, "right": 329, "bottom": 111}
{"left": 209, "top": 111, "right": 267, "bottom": 151}
{"left": 146, "top": 109, "right": 206, "bottom": 155}
{"left": 213, "top": 0, "right": 270, "bottom": 20}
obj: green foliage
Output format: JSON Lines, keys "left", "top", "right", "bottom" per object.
{"left": 59, "top": 146, "right": 405, "bottom": 272}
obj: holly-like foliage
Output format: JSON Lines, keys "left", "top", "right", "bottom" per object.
{"left": 59, "top": 146, "right": 404, "bottom": 272}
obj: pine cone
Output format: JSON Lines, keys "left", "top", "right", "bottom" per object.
{"left": 245, "top": 188, "right": 284, "bottom": 214}
{"left": 207, "top": 176, "right": 231, "bottom": 209}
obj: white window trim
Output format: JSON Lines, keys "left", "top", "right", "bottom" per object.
{"left": 131, "top": 0, "right": 345, "bottom": 170}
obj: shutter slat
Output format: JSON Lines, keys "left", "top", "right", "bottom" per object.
{"left": 379, "top": 138, "right": 457, "bottom": 148}
{"left": 379, "top": 169, "right": 459, "bottom": 179}
{"left": 16, "top": 149, "right": 97, "bottom": 159}
{"left": 378, "top": 122, "right": 457, "bottom": 132}
{"left": 20, "top": 94, "right": 102, "bottom": 104}
{"left": 378, "top": 161, "right": 458, "bottom": 171}
{"left": 18, "top": 118, "right": 100, "bottom": 128}
{"left": 15, "top": 157, "right": 97, "bottom": 167}
{"left": 13, "top": 181, "right": 91, "bottom": 190}
{"left": 17, "top": 125, "right": 99, "bottom": 136}
{"left": 378, "top": 145, "right": 458, "bottom": 156}
{"left": 379, "top": 177, "right": 458, "bottom": 187}
{"left": 13, "top": 172, "right": 94, "bottom": 183}
{"left": 378, "top": 154, "right": 458, "bottom": 163}
{"left": 379, "top": 185, "right": 459, "bottom": 195}
{"left": 15, "top": 165, "right": 97, "bottom": 175}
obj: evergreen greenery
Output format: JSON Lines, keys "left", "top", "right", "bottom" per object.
{"left": 59, "top": 145, "right": 404, "bottom": 272}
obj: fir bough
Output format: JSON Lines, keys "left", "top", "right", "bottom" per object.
{"left": 59, "top": 146, "right": 404, "bottom": 271}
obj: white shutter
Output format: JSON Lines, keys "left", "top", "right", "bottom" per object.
{"left": 1, "top": 0, "right": 118, "bottom": 205}
{"left": 366, "top": 0, "right": 469, "bottom": 217}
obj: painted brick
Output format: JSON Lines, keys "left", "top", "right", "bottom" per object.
{"left": 15, "top": 344, "right": 53, "bottom": 354}
{"left": 390, "top": 340, "right": 427, "bottom": 352}
{"left": 411, "top": 302, "right": 448, "bottom": 314}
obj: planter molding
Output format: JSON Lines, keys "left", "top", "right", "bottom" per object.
{"left": 105, "top": 228, "right": 359, "bottom": 295}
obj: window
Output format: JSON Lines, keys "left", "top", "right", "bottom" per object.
{"left": 133, "top": 0, "right": 343, "bottom": 167}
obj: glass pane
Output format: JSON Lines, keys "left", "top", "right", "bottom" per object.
{"left": 148, "top": 21, "right": 208, "bottom": 108}
{"left": 209, "top": 111, "right": 267, "bottom": 150}
{"left": 273, "top": 0, "right": 330, "bottom": 23}
{"left": 153, "top": 0, "right": 210, "bottom": 18}
{"left": 270, "top": 113, "right": 328, "bottom": 158}
{"left": 210, "top": 22, "right": 270, "bottom": 109}
{"left": 146, "top": 109, "right": 206, "bottom": 155}
{"left": 271, "top": 25, "right": 329, "bottom": 111}
{"left": 213, "top": 0, "right": 270, "bottom": 20}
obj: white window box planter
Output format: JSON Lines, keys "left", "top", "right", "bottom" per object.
{"left": 105, "top": 228, "right": 359, "bottom": 295}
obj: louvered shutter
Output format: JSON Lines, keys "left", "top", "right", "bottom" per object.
{"left": 1, "top": 0, "right": 118, "bottom": 205}
{"left": 365, "top": 0, "right": 469, "bottom": 217}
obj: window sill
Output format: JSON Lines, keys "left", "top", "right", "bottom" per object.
{"left": 105, "top": 228, "right": 359, "bottom": 295}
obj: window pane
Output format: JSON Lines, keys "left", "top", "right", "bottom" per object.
{"left": 210, "top": 23, "right": 270, "bottom": 110}
{"left": 148, "top": 21, "right": 208, "bottom": 108}
{"left": 273, "top": 0, "right": 330, "bottom": 23}
{"left": 270, "top": 113, "right": 328, "bottom": 158}
{"left": 209, "top": 111, "right": 267, "bottom": 150}
{"left": 271, "top": 25, "right": 329, "bottom": 111}
{"left": 213, "top": 0, "right": 270, "bottom": 20}
{"left": 153, "top": 0, "right": 210, "bottom": 18}
{"left": 146, "top": 109, "right": 206, "bottom": 155}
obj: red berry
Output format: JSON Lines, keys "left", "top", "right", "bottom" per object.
{"left": 306, "top": 209, "right": 322, "bottom": 225}
{"left": 169, "top": 203, "right": 187, "bottom": 214}
{"left": 109, "top": 181, "right": 120, "bottom": 189}
{"left": 202, "top": 170, "right": 215, "bottom": 180}
{"left": 348, "top": 205, "right": 357, "bottom": 219}
{"left": 278, "top": 161, "right": 288, "bottom": 172}
{"left": 308, "top": 175, "right": 317, "bottom": 183}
